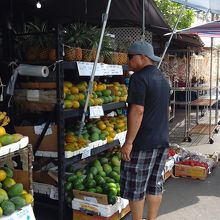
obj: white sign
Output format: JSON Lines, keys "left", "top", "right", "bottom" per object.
{"left": 89, "top": 106, "right": 104, "bottom": 119}
{"left": 77, "top": 62, "right": 103, "bottom": 76}
{"left": 81, "top": 146, "right": 92, "bottom": 159}
{"left": 27, "top": 90, "right": 40, "bottom": 102}
{"left": 1, "top": 205, "right": 36, "bottom": 220}
{"left": 34, "top": 123, "right": 52, "bottom": 136}
{"left": 77, "top": 61, "right": 123, "bottom": 76}
{"left": 84, "top": 196, "right": 98, "bottom": 204}
{"left": 50, "top": 185, "right": 58, "bottom": 200}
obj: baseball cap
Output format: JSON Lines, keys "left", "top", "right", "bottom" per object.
{"left": 128, "top": 41, "right": 161, "bottom": 62}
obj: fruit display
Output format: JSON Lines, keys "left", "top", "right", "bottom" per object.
{"left": 0, "top": 167, "right": 33, "bottom": 217}
{"left": 64, "top": 81, "right": 128, "bottom": 109}
{"left": 65, "top": 148, "right": 121, "bottom": 206}
{"left": 64, "top": 115, "right": 127, "bottom": 152}
{"left": 0, "top": 112, "right": 24, "bottom": 148}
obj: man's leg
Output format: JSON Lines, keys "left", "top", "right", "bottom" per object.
{"left": 129, "top": 198, "right": 145, "bottom": 220}
{"left": 146, "top": 193, "right": 162, "bottom": 220}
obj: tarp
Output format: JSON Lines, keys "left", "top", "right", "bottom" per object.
{"left": 0, "top": 0, "right": 170, "bottom": 33}
{"left": 167, "top": 20, "right": 220, "bottom": 38}
{"left": 170, "top": 0, "right": 220, "bottom": 15}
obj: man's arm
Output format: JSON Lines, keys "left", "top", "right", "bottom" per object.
{"left": 121, "top": 104, "right": 144, "bottom": 161}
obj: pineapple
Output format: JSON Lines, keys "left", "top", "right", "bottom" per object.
{"left": 118, "top": 52, "right": 128, "bottom": 65}
{"left": 75, "top": 47, "right": 82, "bottom": 61}
{"left": 39, "top": 47, "right": 49, "bottom": 61}
{"left": 64, "top": 47, "right": 76, "bottom": 61}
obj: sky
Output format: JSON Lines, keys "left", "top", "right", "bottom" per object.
{"left": 192, "top": 13, "right": 220, "bottom": 47}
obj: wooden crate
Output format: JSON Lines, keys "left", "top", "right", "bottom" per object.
{"left": 19, "top": 82, "right": 56, "bottom": 89}
{"left": 14, "top": 89, "right": 56, "bottom": 103}
{"left": 175, "top": 164, "right": 208, "bottom": 180}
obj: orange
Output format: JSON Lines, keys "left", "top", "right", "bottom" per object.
{"left": 107, "top": 136, "right": 114, "bottom": 143}
{"left": 64, "top": 86, "right": 70, "bottom": 94}
{"left": 0, "top": 126, "right": 6, "bottom": 136}
{"left": 106, "top": 126, "right": 114, "bottom": 132}
{"left": 98, "top": 123, "right": 106, "bottom": 131}
{"left": 78, "top": 93, "right": 85, "bottom": 101}
{"left": 65, "top": 134, "right": 77, "bottom": 143}
{"left": 72, "top": 101, "right": 80, "bottom": 109}
{"left": 64, "top": 81, "right": 72, "bottom": 88}
{"left": 0, "top": 170, "right": 6, "bottom": 181}
{"left": 109, "top": 131, "right": 116, "bottom": 138}
{"left": 70, "top": 86, "right": 79, "bottom": 94}
{"left": 64, "top": 100, "right": 73, "bottom": 109}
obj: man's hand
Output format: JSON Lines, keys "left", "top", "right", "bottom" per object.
{"left": 121, "top": 142, "right": 133, "bottom": 161}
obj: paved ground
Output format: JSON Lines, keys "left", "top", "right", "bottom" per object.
{"left": 124, "top": 109, "right": 220, "bottom": 220}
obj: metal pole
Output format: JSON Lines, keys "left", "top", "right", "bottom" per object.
{"left": 79, "top": 0, "right": 112, "bottom": 134}
{"left": 216, "top": 50, "right": 219, "bottom": 125}
{"left": 56, "top": 24, "right": 65, "bottom": 220}
{"left": 141, "top": 0, "right": 146, "bottom": 41}
{"left": 157, "top": 0, "right": 187, "bottom": 69}
{"left": 209, "top": 37, "right": 213, "bottom": 140}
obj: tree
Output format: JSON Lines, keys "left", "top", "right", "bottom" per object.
{"left": 154, "top": 0, "right": 196, "bottom": 30}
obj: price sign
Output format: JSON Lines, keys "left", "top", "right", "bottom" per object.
{"left": 77, "top": 62, "right": 103, "bottom": 76}
{"left": 81, "top": 146, "right": 92, "bottom": 159}
{"left": 27, "top": 90, "right": 40, "bottom": 102}
{"left": 77, "top": 61, "right": 123, "bottom": 76}
{"left": 89, "top": 106, "right": 104, "bottom": 119}
{"left": 50, "top": 186, "right": 58, "bottom": 200}
{"left": 34, "top": 123, "right": 52, "bottom": 136}
{"left": 103, "top": 64, "right": 123, "bottom": 76}
{"left": 1, "top": 205, "right": 36, "bottom": 220}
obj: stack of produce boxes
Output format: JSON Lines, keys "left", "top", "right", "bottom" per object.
{"left": 65, "top": 148, "right": 130, "bottom": 220}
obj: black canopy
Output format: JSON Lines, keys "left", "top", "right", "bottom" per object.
{"left": 1, "top": 0, "right": 170, "bottom": 33}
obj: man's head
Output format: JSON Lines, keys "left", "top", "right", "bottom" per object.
{"left": 127, "top": 41, "right": 161, "bottom": 71}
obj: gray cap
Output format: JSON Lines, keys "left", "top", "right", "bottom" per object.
{"left": 128, "top": 41, "right": 161, "bottom": 62}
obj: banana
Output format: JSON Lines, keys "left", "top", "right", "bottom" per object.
{"left": 1, "top": 116, "right": 10, "bottom": 127}
{"left": 0, "top": 112, "right": 6, "bottom": 121}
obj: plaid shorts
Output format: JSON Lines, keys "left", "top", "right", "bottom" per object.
{"left": 120, "top": 148, "right": 168, "bottom": 201}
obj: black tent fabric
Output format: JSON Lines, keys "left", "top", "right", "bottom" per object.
{"left": 1, "top": 0, "right": 170, "bottom": 33}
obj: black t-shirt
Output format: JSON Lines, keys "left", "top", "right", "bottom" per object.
{"left": 127, "top": 65, "right": 170, "bottom": 150}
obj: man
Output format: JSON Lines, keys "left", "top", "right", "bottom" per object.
{"left": 120, "top": 41, "right": 170, "bottom": 220}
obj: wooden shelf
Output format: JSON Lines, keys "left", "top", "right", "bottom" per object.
{"left": 190, "top": 124, "right": 217, "bottom": 135}
{"left": 191, "top": 99, "right": 217, "bottom": 106}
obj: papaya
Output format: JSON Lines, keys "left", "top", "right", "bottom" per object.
{"left": 2, "top": 177, "right": 16, "bottom": 190}
{"left": 11, "top": 133, "right": 23, "bottom": 143}
{"left": 1, "top": 200, "right": 15, "bottom": 216}
{"left": 21, "top": 193, "right": 34, "bottom": 204}
{"left": 1, "top": 167, "right": 13, "bottom": 178}
{"left": 0, "top": 189, "right": 8, "bottom": 203}
{"left": 7, "top": 183, "right": 23, "bottom": 198}
{"left": 10, "top": 196, "right": 26, "bottom": 210}
{"left": 0, "top": 207, "right": 2, "bottom": 217}
{"left": 0, "top": 134, "right": 14, "bottom": 146}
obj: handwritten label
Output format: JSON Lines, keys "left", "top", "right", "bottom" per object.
{"left": 81, "top": 147, "right": 92, "bottom": 159}
{"left": 84, "top": 196, "right": 98, "bottom": 204}
{"left": 27, "top": 90, "right": 40, "bottom": 102}
{"left": 50, "top": 186, "right": 58, "bottom": 200}
{"left": 89, "top": 106, "right": 104, "bottom": 119}
{"left": 34, "top": 123, "right": 52, "bottom": 136}
{"left": 77, "top": 61, "right": 123, "bottom": 76}
{"left": 1, "top": 205, "right": 36, "bottom": 220}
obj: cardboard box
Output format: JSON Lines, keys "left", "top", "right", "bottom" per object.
{"left": 163, "top": 170, "right": 173, "bottom": 181}
{"left": 33, "top": 171, "right": 57, "bottom": 186}
{"left": 73, "top": 190, "right": 108, "bottom": 205}
{"left": 72, "top": 198, "right": 120, "bottom": 217}
{"left": 73, "top": 209, "right": 119, "bottom": 220}
{"left": 175, "top": 164, "right": 207, "bottom": 180}
{"left": 15, "top": 125, "right": 57, "bottom": 152}
{"left": 72, "top": 198, "right": 130, "bottom": 220}
{"left": 13, "top": 169, "right": 31, "bottom": 191}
